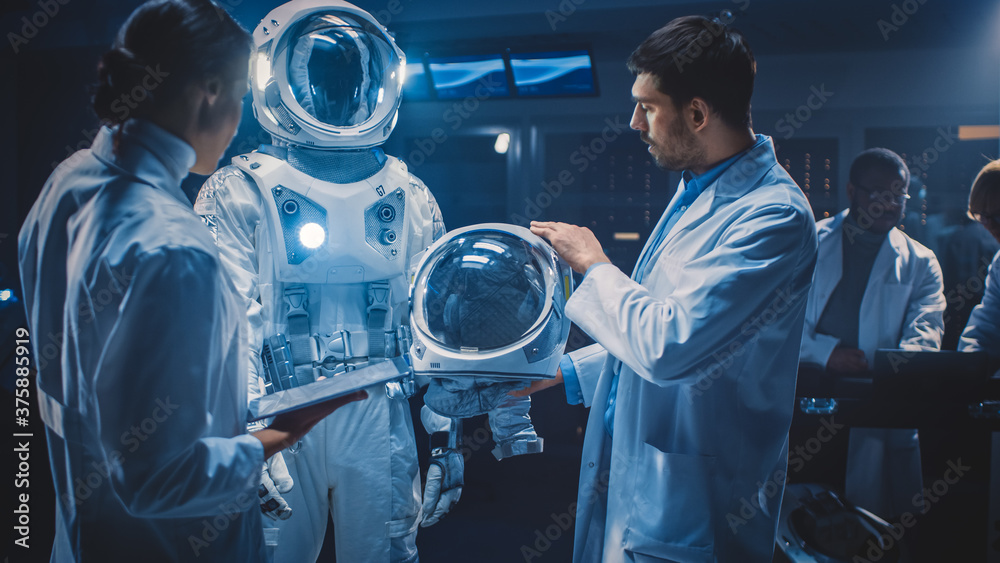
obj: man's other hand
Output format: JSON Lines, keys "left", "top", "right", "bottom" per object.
{"left": 509, "top": 368, "right": 564, "bottom": 397}
{"left": 530, "top": 221, "right": 611, "bottom": 274}
{"left": 827, "top": 347, "right": 868, "bottom": 373}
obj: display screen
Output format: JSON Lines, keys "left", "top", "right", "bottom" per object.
{"left": 428, "top": 54, "right": 510, "bottom": 99}
{"left": 402, "top": 60, "right": 431, "bottom": 101}
{"left": 509, "top": 50, "right": 596, "bottom": 97}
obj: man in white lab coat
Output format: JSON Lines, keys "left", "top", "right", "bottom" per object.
{"left": 799, "top": 148, "right": 946, "bottom": 519}
{"left": 521, "top": 15, "right": 818, "bottom": 562}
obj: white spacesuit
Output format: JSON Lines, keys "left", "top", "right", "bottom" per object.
{"left": 194, "top": 2, "right": 459, "bottom": 561}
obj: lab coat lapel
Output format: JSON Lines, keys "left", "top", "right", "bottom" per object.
{"left": 634, "top": 180, "right": 718, "bottom": 285}
{"left": 875, "top": 229, "right": 905, "bottom": 285}
{"left": 811, "top": 211, "right": 847, "bottom": 320}
{"left": 659, "top": 182, "right": 715, "bottom": 249}
{"left": 858, "top": 228, "right": 903, "bottom": 355}
{"left": 632, "top": 178, "right": 689, "bottom": 281}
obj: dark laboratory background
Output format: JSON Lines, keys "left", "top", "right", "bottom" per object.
{"left": 2, "top": 0, "right": 1000, "bottom": 561}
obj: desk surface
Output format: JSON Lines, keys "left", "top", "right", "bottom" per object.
{"left": 794, "top": 361, "right": 1000, "bottom": 429}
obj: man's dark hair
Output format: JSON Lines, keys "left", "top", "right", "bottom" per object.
{"left": 627, "top": 15, "right": 755, "bottom": 129}
{"left": 849, "top": 148, "right": 910, "bottom": 187}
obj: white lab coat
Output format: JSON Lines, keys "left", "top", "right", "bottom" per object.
{"left": 960, "top": 250, "right": 1000, "bottom": 353}
{"left": 799, "top": 210, "right": 945, "bottom": 518}
{"left": 799, "top": 210, "right": 945, "bottom": 366}
{"left": 196, "top": 151, "right": 443, "bottom": 563}
{"left": 18, "top": 120, "right": 265, "bottom": 562}
{"left": 563, "top": 136, "right": 818, "bottom": 562}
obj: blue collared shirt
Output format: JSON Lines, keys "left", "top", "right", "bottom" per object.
{"left": 563, "top": 135, "right": 766, "bottom": 436}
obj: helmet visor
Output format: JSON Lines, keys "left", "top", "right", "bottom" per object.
{"left": 286, "top": 12, "right": 400, "bottom": 128}
{"left": 416, "top": 231, "right": 550, "bottom": 352}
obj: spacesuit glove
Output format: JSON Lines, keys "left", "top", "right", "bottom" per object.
{"left": 259, "top": 452, "right": 294, "bottom": 521}
{"left": 420, "top": 447, "right": 464, "bottom": 527}
{"left": 489, "top": 393, "right": 544, "bottom": 460}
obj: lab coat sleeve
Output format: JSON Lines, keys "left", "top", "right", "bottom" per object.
{"left": 960, "top": 252, "right": 1000, "bottom": 353}
{"left": 196, "top": 169, "right": 266, "bottom": 408}
{"left": 94, "top": 248, "right": 263, "bottom": 517}
{"left": 798, "top": 220, "right": 840, "bottom": 367}
{"left": 798, "top": 309, "right": 841, "bottom": 368}
{"left": 566, "top": 203, "right": 813, "bottom": 385}
{"left": 899, "top": 252, "right": 945, "bottom": 350}
{"left": 562, "top": 343, "right": 608, "bottom": 407}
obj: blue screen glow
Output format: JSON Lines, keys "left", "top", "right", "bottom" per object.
{"left": 402, "top": 60, "right": 431, "bottom": 101}
{"left": 428, "top": 54, "right": 510, "bottom": 99}
{"left": 509, "top": 50, "right": 596, "bottom": 97}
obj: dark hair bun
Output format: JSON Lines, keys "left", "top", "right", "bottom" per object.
{"left": 93, "top": 48, "right": 152, "bottom": 125}
{"left": 90, "top": 0, "right": 252, "bottom": 128}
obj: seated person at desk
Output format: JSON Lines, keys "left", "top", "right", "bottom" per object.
{"left": 799, "top": 148, "right": 946, "bottom": 518}
{"left": 960, "top": 159, "right": 1000, "bottom": 355}
{"left": 940, "top": 210, "right": 999, "bottom": 350}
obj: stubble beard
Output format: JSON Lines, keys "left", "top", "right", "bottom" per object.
{"left": 645, "top": 117, "right": 704, "bottom": 172}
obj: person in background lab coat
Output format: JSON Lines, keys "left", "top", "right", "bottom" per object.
{"left": 518, "top": 15, "right": 818, "bottom": 562}
{"left": 798, "top": 148, "right": 945, "bottom": 519}
{"left": 17, "top": 1, "right": 361, "bottom": 561}
{"left": 961, "top": 159, "right": 1000, "bottom": 353}
{"left": 940, "top": 211, "right": 999, "bottom": 350}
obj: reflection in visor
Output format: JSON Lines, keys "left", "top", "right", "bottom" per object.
{"left": 421, "top": 233, "right": 547, "bottom": 351}
{"left": 287, "top": 13, "right": 396, "bottom": 127}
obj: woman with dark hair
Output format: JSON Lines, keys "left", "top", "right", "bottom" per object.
{"left": 17, "top": 1, "right": 361, "bottom": 560}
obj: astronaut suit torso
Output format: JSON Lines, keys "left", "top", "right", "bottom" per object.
{"left": 196, "top": 145, "right": 444, "bottom": 563}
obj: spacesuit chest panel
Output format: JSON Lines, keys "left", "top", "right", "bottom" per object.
{"left": 233, "top": 152, "right": 411, "bottom": 284}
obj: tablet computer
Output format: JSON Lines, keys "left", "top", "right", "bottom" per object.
{"left": 247, "top": 356, "right": 410, "bottom": 422}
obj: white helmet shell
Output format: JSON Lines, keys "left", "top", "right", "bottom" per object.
{"left": 250, "top": 0, "right": 405, "bottom": 148}
{"left": 408, "top": 224, "right": 575, "bottom": 381}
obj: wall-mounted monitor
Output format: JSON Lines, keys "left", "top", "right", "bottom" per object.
{"left": 402, "top": 59, "right": 432, "bottom": 101}
{"left": 509, "top": 50, "right": 597, "bottom": 97}
{"left": 427, "top": 54, "right": 510, "bottom": 99}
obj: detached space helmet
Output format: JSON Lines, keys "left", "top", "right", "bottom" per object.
{"left": 774, "top": 484, "right": 903, "bottom": 563}
{"left": 249, "top": 0, "right": 405, "bottom": 148}
{"left": 409, "top": 223, "right": 573, "bottom": 392}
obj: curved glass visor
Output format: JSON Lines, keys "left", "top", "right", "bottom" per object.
{"left": 286, "top": 12, "right": 400, "bottom": 128}
{"left": 415, "top": 231, "right": 552, "bottom": 352}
